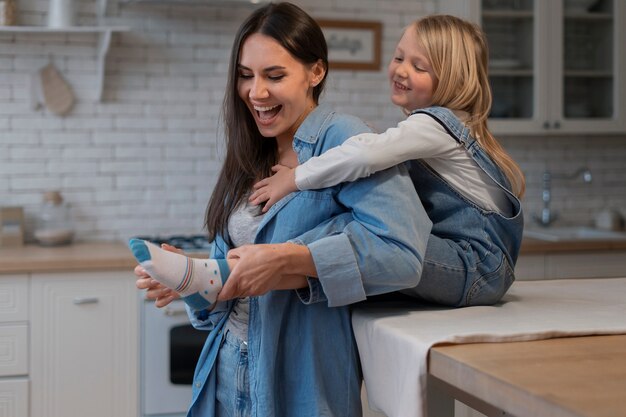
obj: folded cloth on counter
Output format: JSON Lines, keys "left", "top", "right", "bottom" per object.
{"left": 352, "top": 277, "right": 626, "bottom": 417}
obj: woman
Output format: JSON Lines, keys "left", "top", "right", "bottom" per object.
{"left": 137, "top": 3, "right": 431, "bottom": 417}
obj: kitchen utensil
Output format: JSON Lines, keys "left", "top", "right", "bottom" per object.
{"left": 39, "top": 62, "right": 75, "bottom": 116}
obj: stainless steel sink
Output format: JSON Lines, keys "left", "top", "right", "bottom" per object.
{"left": 524, "top": 227, "right": 626, "bottom": 242}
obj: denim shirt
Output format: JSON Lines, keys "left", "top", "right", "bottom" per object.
{"left": 185, "top": 104, "right": 432, "bottom": 417}
{"left": 408, "top": 106, "right": 524, "bottom": 306}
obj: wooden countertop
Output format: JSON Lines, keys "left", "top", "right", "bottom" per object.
{"left": 429, "top": 334, "right": 626, "bottom": 417}
{"left": 1, "top": 237, "right": 625, "bottom": 274}
{"left": 520, "top": 237, "right": 626, "bottom": 254}
{"left": 0, "top": 242, "right": 137, "bottom": 274}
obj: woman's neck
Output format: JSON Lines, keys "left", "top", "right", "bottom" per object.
{"left": 276, "top": 140, "right": 299, "bottom": 168}
{"left": 275, "top": 102, "right": 317, "bottom": 168}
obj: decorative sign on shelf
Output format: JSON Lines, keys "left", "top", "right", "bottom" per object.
{"left": 317, "top": 20, "right": 382, "bottom": 71}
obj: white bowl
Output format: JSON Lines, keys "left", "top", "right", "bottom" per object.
{"left": 34, "top": 229, "right": 74, "bottom": 246}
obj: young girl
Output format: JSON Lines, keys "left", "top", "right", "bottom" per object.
{"left": 250, "top": 14, "right": 525, "bottom": 307}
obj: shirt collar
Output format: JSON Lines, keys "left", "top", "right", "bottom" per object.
{"left": 293, "top": 103, "right": 334, "bottom": 145}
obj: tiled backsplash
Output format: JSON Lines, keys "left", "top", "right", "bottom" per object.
{"left": 1, "top": 0, "right": 625, "bottom": 242}
{"left": 502, "top": 135, "right": 626, "bottom": 229}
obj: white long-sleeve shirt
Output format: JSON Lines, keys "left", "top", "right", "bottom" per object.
{"left": 295, "top": 112, "right": 511, "bottom": 214}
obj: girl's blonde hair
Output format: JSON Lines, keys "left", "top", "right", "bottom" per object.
{"left": 413, "top": 15, "right": 525, "bottom": 198}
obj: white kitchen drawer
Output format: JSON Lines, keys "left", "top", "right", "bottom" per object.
{"left": 0, "top": 276, "right": 28, "bottom": 322}
{"left": 0, "top": 325, "right": 28, "bottom": 377}
{"left": 0, "top": 378, "right": 28, "bottom": 417}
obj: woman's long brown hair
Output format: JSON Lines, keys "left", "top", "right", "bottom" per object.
{"left": 415, "top": 15, "right": 525, "bottom": 198}
{"left": 205, "top": 2, "right": 329, "bottom": 243}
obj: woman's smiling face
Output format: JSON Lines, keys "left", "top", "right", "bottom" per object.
{"left": 237, "top": 33, "right": 321, "bottom": 143}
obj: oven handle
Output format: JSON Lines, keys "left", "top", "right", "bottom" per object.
{"left": 163, "top": 306, "right": 188, "bottom": 316}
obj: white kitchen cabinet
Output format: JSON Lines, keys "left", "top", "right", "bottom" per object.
{"left": 30, "top": 271, "right": 138, "bottom": 417}
{"left": 0, "top": 275, "right": 29, "bottom": 417}
{"left": 439, "top": 0, "right": 626, "bottom": 135}
{"left": 515, "top": 250, "right": 626, "bottom": 280}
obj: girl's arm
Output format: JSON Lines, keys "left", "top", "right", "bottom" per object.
{"left": 297, "top": 114, "right": 446, "bottom": 190}
{"left": 249, "top": 114, "right": 450, "bottom": 210}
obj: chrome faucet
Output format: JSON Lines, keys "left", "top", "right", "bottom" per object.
{"left": 535, "top": 167, "right": 592, "bottom": 227}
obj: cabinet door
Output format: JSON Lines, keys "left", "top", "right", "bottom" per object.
{"left": 440, "top": 0, "right": 626, "bottom": 135}
{"left": 551, "top": 0, "right": 625, "bottom": 133}
{"left": 482, "top": 0, "right": 548, "bottom": 134}
{"left": 545, "top": 251, "right": 626, "bottom": 279}
{"left": 0, "top": 378, "right": 28, "bottom": 417}
{"left": 0, "top": 275, "right": 28, "bottom": 322}
{"left": 30, "top": 272, "right": 138, "bottom": 417}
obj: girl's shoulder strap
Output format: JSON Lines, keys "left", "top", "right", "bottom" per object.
{"left": 409, "top": 106, "right": 473, "bottom": 147}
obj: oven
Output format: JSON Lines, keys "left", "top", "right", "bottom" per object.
{"left": 138, "top": 235, "right": 212, "bottom": 417}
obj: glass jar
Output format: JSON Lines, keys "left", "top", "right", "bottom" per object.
{"left": 34, "top": 191, "right": 74, "bottom": 246}
{"left": 0, "top": 0, "right": 18, "bottom": 26}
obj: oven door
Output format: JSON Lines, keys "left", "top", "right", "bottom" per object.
{"left": 142, "top": 299, "right": 207, "bottom": 416}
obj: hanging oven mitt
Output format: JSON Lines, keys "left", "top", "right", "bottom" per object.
{"left": 39, "top": 63, "right": 75, "bottom": 116}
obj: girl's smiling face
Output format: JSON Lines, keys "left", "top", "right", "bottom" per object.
{"left": 387, "top": 26, "right": 437, "bottom": 112}
{"left": 237, "top": 33, "right": 323, "bottom": 144}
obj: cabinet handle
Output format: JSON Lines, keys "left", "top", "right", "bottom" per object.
{"left": 543, "top": 121, "right": 550, "bottom": 129}
{"left": 553, "top": 121, "right": 561, "bottom": 129}
{"left": 73, "top": 297, "right": 99, "bottom": 305}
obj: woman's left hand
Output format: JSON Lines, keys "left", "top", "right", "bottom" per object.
{"left": 218, "top": 243, "right": 308, "bottom": 300}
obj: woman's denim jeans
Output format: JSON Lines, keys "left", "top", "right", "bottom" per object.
{"left": 216, "top": 330, "right": 251, "bottom": 417}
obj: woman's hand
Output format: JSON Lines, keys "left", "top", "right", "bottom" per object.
{"left": 249, "top": 164, "right": 298, "bottom": 212}
{"left": 134, "top": 243, "right": 181, "bottom": 308}
{"left": 218, "top": 243, "right": 309, "bottom": 301}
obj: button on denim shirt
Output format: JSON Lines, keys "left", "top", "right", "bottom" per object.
{"left": 185, "top": 104, "right": 432, "bottom": 417}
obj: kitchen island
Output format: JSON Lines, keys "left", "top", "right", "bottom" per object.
{"left": 429, "top": 334, "right": 626, "bottom": 417}
{"left": 353, "top": 277, "right": 626, "bottom": 417}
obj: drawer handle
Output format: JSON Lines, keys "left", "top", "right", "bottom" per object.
{"left": 164, "top": 306, "right": 187, "bottom": 316}
{"left": 73, "top": 297, "right": 99, "bottom": 305}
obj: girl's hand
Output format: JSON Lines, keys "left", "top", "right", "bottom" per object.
{"left": 249, "top": 164, "right": 298, "bottom": 212}
{"left": 134, "top": 243, "right": 182, "bottom": 308}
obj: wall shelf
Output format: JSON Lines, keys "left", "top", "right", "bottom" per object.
{"left": 0, "top": 26, "right": 130, "bottom": 101}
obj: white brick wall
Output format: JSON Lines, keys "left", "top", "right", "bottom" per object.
{"left": 1, "top": 0, "right": 625, "bottom": 243}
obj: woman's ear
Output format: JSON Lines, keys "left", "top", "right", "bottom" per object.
{"left": 309, "top": 60, "right": 326, "bottom": 87}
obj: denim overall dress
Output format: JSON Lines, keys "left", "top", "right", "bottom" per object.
{"left": 403, "top": 106, "right": 524, "bottom": 306}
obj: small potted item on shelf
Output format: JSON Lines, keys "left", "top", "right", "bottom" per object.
{"left": 48, "top": 0, "right": 75, "bottom": 28}
{"left": 0, "top": 0, "right": 17, "bottom": 26}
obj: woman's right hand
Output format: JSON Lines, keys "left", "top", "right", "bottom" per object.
{"left": 134, "top": 243, "right": 181, "bottom": 308}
